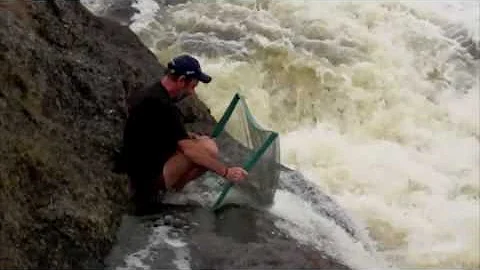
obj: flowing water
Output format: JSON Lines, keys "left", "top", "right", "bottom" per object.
{"left": 83, "top": 0, "right": 479, "bottom": 269}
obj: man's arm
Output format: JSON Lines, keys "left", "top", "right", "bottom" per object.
{"left": 178, "top": 139, "right": 226, "bottom": 175}
{"left": 177, "top": 139, "right": 248, "bottom": 182}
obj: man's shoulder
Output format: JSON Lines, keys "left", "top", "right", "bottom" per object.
{"left": 127, "top": 81, "right": 170, "bottom": 112}
{"left": 144, "top": 81, "right": 169, "bottom": 98}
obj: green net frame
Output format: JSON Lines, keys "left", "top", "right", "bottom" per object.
{"left": 210, "top": 93, "right": 279, "bottom": 210}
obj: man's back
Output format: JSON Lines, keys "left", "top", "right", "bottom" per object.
{"left": 122, "top": 82, "right": 188, "bottom": 181}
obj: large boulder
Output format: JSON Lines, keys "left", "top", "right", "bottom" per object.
{"left": 0, "top": 0, "right": 177, "bottom": 268}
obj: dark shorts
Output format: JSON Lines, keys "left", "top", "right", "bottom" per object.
{"left": 128, "top": 173, "right": 166, "bottom": 215}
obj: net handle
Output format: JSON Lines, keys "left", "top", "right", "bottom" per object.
{"left": 212, "top": 131, "right": 279, "bottom": 210}
{"left": 211, "top": 93, "right": 241, "bottom": 138}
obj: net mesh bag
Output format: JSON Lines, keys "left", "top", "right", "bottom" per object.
{"left": 205, "top": 93, "right": 280, "bottom": 210}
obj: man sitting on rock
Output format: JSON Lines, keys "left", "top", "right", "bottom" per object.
{"left": 121, "top": 54, "right": 248, "bottom": 212}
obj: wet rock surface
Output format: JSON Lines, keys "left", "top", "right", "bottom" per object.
{"left": 106, "top": 205, "right": 351, "bottom": 269}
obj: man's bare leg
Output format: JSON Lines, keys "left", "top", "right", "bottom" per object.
{"left": 163, "top": 137, "right": 219, "bottom": 190}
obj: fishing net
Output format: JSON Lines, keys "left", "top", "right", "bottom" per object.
{"left": 205, "top": 93, "right": 280, "bottom": 210}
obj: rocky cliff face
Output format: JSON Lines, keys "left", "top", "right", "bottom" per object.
{"left": 0, "top": 0, "right": 179, "bottom": 268}
{"left": 0, "top": 1, "right": 353, "bottom": 269}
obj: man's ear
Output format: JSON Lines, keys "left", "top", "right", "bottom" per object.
{"left": 178, "top": 75, "right": 186, "bottom": 85}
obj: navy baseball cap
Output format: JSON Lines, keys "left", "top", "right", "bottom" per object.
{"left": 167, "top": 54, "right": 212, "bottom": 83}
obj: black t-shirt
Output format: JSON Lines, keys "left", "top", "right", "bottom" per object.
{"left": 122, "top": 82, "right": 188, "bottom": 181}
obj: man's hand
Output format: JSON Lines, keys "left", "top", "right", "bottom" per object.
{"left": 188, "top": 132, "right": 199, "bottom": 139}
{"left": 224, "top": 167, "right": 248, "bottom": 183}
{"left": 188, "top": 132, "right": 209, "bottom": 140}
